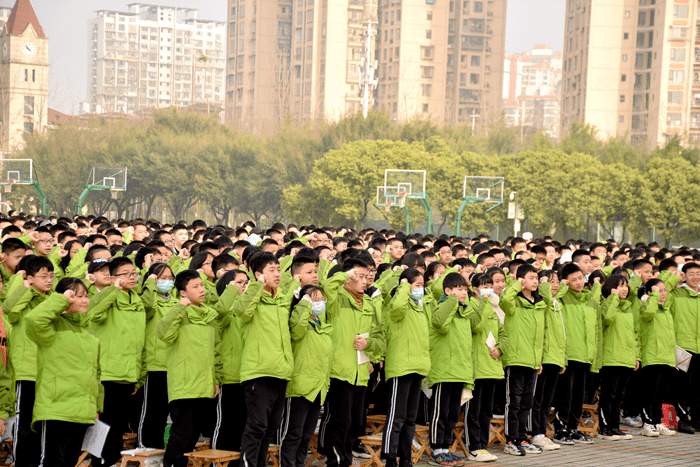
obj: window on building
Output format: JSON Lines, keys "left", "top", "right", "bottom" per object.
{"left": 421, "top": 66, "right": 434, "bottom": 78}
{"left": 24, "top": 69, "right": 28, "bottom": 82}
{"left": 669, "top": 70, "right": 684, "bottom": 84}
{"left": 471, "top": 55, "right": 480, "bottom": 66}
{"left": 427, "top": 11, "right": 432, "bottom": 20}
{"left": 24, "top": 96, "right": 34, "bottom": 115}
{"left": 32, "top": 70, "right": 35, "bottom": 82}
{"left": 671, "top": 48, "right": 686, "bottom": 62}
{"left": 473, "top": 1, "right": 483, "bottom": 13}
{"left": 621, "top": 74, "right": 626, "bottom": 82}
{"left": 620, "top": 95, "right": 625, "bottom": 102}
{"left": 470, "top": 73, "right": 479, "bottom": 84}
{"left": 421, "top": 84, "right": 432, "bottom": 96}
{"left": 625, "top": 11, "right": 630, "bottom": 18}
{"left": 23, "top": 122, "right": 32, "bottom": 134}
{"left": 422, "top": 103, "right": 429, "bottom": 113}
{"left": 426, "top": 30, "right": 432, "bottom": 39}
{"left": 674, "top": 5, "right": 689, "bottom": 19}
{"left": 623, "top": 32, "right": 628, "bottom": 40}
{"left": 667, "top": 113, "right": 682, "bottom": 126}
{"left": 637, "top": 11, "right": 646, "bottom": 26}
{"left": 619, "top": 115, "right": 624, "bottom": 123}
{"left": 421, "top": 46, "right": 434, "bottom": 59}
{"left": 668, "top": 91, "right": 683, "bottom": 105}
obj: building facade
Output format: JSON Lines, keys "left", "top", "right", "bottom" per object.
{"left": 0, "top": 0, "right": 49, "bottom": 153}
{"left": 560, "top": 0, "right": 700, "bottom": 148}
{"left": 86, "top": 4, "right": 225, "bottom": 115}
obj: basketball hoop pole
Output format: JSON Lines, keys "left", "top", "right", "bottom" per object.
{"left": 456, "top": 177, "right": 504, "bottom": 236}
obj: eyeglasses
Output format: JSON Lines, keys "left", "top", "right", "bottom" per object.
{"left": 34, "top": 274, "right": 55, "bottom": 281}
{"left": 368, "top": 269, "right": 377, "bottom": 275}
{"left": 36, "top": 239, "right": 53, "bottom": 244}
{"left": 202, "top": 262, "right": 212, "bottom": 267}
{"left": 163, "top": 240, "right": 174, "bottom": 245}
{"left": 114, "top": 271, "right": 138, "bottom": 278}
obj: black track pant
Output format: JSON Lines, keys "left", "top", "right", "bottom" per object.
{"left": 164, "top": 398, "right": 211, "bottom": 467}
{"left": 505, "top": 366, "right": 536, "bottom": 443}
{"left": 530, "top": 364, "right": 561, "bottom": 437}
{"left": 14, "top": 381, "right": 40, "bottom": 467}
{"left": 466, "top": 379, "right": 496, "bottom": 451}
{"left": 319, "top": 378, "right": 366, "bottom": 467}
{"left": 641, "top": 365, "right": 673, "bottom": 425}
{"left": 37, "top": 420, "right": 88, "bottom": 467}
{"left": 598, "top": 366, "right": 631, "bottom": 431}
{"left": 212, "top": 383, "right": 247, "bottom": 467}
{"left": 553, "top": 360, "right": 588, "bottom": 431}
{"left": 241, "top": 377, "right": 287, "bottom": 467}
{"left": 428, "top": 382, "right": 462, "bottom": 450}
{"left": 138, "top": 371, "right": 169, "bottom": 448}
{"left": 95, "top": 382, "right": 135, "bottom": 466}
{"left": 673, "top": 351, "right": 700, "bottom": 425}
{"left": 381, "top": 374, "right": 422, "bottom": 461}
{"left": 280, "top": 395, "right": 322, "bottom": 467}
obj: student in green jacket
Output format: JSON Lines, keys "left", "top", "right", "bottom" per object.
{"left": 530, "top": 270, "right": 564, "bottom": 452}
{"left": 3, "top": 255, "right": 54, "bottom": 467}
{"left": 427, "top": 272, "right": 474, "bottom": 467}
{"left": 137, "top": 263, "right": 177, "bottom": 449}
{"left": 85, "top": 258, "right": 113, "bottom": 297}
{"left": 318, "top": 258, "right": 385, "bottom": 467}
{"left": 25, "top": 278, "right": 102, "bottom": 467}
{"left": 669, "top": 261, "right": 700, "bottom": 434}
{"left": 87, "top": 257, "right": 146, "bottom": 467}
{"left": 637, "top": 279, "right": 677, "bottom": 437}
{"left": 552, "top": 263, "right": 600, "bottom": 446}
{"left": 233, "top": 251, "right": 294, "bottom": 467}
{"left": 598, "top": 275, "right": 639, "bottom": 441}
{"left": 158, "top": 269, "right": 222, "bottom": 467}
{"left": 500, "top": 264, "right": 547, "bottom": 456}
{"left": 0, "top": 237, "right": 28, "bottom": 301}
{"left": 381, "top": 268, "right": 430, "bottom": 467}
{"left": 211, "top": 269, "right": 247, "bottom": 467}
{"left": 280, "top": 284, "right": 333, "bottom": 467}
{"left": 466, "top": 273, "right": 507, "bottom": 463}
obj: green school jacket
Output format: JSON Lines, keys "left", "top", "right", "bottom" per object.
{"left": 500, "top": 281, "right": 547, "bottom": 370}
{"left": 600, "top": 294, "right": 639, "bottom": 368}
{"left": 25, "top": 294, "right": 103, "bottom": 427}
{"left": 3, "top": 283, "right": 50, "bottom": 381}
{"left": 141, "top": 278, "right": 176, "bottom": 372}
{"left": 470, "top": 296, "right": 507, "bottom": 380}
{"left": 670, "top": 284, "right": 700, "bottom": 354}
{"left": 232, "top": 281, "right": 294, "bottom": 382}
{"left": 158, "top": 302, "right": 222, "bottom": 402}
{"left": 559, "top": 284, "right": 601, "bottom": 365}
{"left": 323, "top": 272, "right": 385, "bottom": 387}
{"left": 286, "top": 300, "right": 333, "bottom": 404}
{"left": 383, "top": 283, "right": 431, "bottom": 380}
{"left": 428, "top": 294, "right": 478, "bottom": 388}
{"left": 87, "top": 285, "right": 146, "bottom": 383}
{"left": 541, "top": 288, "right": 567, "bottom": 368}
{"left": 639, "top": 291, "right": 675, "bottom": 368}
{"left": 215, "top": 284, "right": 244, "bottom": 385}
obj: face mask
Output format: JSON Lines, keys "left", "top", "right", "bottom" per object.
{"left": 311, "top": 301, "right": 326, "bottom": 317}
{"left": 156, "top": 280, "right": 175, "bottom": 294}
{"left": 410, "top": 288, "right": 424, "bottom": 301}
{"left": 480, "top": 288, "right": 494, "bottom": 298}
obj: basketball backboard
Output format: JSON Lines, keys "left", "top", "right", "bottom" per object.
{"left": 463, "top": 176, "right": 504, "bottom": 205}
{"left": 384, "top": 169, "right": 426, "bottom": 199}
{"left": 376, "top": 185, "right": 407, "bottom": 211}
{"left": 89, "top": 167, "right": 128, "bottom": 191}
{"left": 0, "top": 159, "right": 34, "bottom": 192}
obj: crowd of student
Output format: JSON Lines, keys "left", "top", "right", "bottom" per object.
{"left": 0, "top": 213, "right": 696, "bottom": 467}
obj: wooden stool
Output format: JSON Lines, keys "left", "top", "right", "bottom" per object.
{"left": 366, "top": 415, "right": 387, "bottom": 435}
{"left": 411, "top": 425, "right": 431, "bottom": 464}
{"left": 267, "top": 445, "right": 280, "bottom": 467}
{"left": 195, "top": 440, "right": 212, "bottom": 451}
{"left": 579, "top": 403, "right": 599, "bottom": 437}
{"left": 74, "top": 451, "right": 89, "bottom": 467}
{"left": 358, "top": 435, "right": 383, "bottom": 467}
{"left": 185, "top": 449, "right": 240, "bottom": 467}
{"left": 120, "top": 449, "right": 166, "bottom": 467}
{"left": 487, "top": 418, "right": 506, "bottom": 447}
{"left": 123, "top": 432, "right": 138, "bottom": 449}
{"left": 0, "top": 439, "right": 13, "bottom": 467}
{"left": 546, "top": 408, "right": 556, "bottom": 437}
{"left": 449, "top": 421, "right": 468, "bottom": 458}
{"left": 305, "top": 433, "right": 323, "bottom": 467}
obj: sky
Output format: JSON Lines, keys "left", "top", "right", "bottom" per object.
{"left": 5, "top": 0, "right": 565, "bottom": 114}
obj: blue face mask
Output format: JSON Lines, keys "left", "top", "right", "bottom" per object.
{"left": 311, "top": 301, "right": 326, "bottom": 317}
{"left": 480, "top": 288, "right": 494, "bottom": 298}
{"left": 156, "top": 279, "right": 175, "bottom": 294}
{"left": 410, "top": 288, "right": 424, "bottom": 301}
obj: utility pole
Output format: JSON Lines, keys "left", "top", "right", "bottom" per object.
{"left": 359, "top": 0, "right": 378, "bottom": 118}
{"left": 470, "top": 111, "right": 479, "bottom": 132}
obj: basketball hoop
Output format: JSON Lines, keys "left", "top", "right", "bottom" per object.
{"left": 110, "top": 189, "right": 119, "bottom": 200}
{"left": 3, "top": 180, "right": 15, "bottom": 193}
{"left": 396, "top": 191, "right": 407, "bottom": 208}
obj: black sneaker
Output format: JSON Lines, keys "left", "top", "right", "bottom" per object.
{"left": 678, "top": 420, "right": 696, "bottom": 434}
{"left": 503, "top": 441, "right": 525, "bottom": 456}
{"left": 553, "top": 429, "right": 574, "bottom": 445}
{"left": 611, "top": 428, "right": 633, "bottom": 440}
{"left": 385, "top": 459, "right": 398, "bottom": 467}
{"left": 570, "top": 430, "right": 594, "bottom": 444}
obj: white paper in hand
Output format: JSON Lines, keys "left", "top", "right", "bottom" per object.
{"left": 486, "top": 331, "right": 496, "bottom": 350}
{"left": 422, "top": 377, "right": 433, "bottom": 399}
{"left": 357, "top": 332, "right": 370, "bottom": 365}
{"left": 461, "top": 388, "right": 473, "bottom": 405}
{"left": 82, "top": 420, "right": 110, "bottom": 457}
{"left": 676, "top": 345, "right": 692, "bottom": 372}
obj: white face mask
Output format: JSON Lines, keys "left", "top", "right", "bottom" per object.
{"left": 480, "top": 288, "right": 493, "bottom": 298}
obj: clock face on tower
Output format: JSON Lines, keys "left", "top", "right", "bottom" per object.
{"left": 22, "top": 42, "right": 37, "bottom": 58}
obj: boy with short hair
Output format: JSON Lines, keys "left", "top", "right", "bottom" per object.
{"left": 158, "top": 270, "right": 222, "bottom": 467}
{"left": 500, "top": 264, "right": 548, "bottom": 456}
{"left": 87, "top": 257, "right": 146, "bottom": 466}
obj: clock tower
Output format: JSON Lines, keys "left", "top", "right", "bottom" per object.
{"left": 0, "top": 0, "right": 48, "bottom": 153}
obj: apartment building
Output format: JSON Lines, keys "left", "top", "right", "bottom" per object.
{"left": 375, "top": 0, "right": 507, "bottom": 125}
{"left": 560, "top": 0, "right": 700, "bottom": 148}
{"left": 86, "top": 4, "right": 225, "bottom": 115}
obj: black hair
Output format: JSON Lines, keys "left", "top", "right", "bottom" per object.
{"left": 249, "top": 251, "right": 278, "bottom": 275}
{"left": 55, "top": 277, "right": 88, "bottom": 296}
{"left": 85, "top": 244, "right": 110, "bottom": 263}
{"left": 142, "top": 262, "right": 173, "bottom": 286}
{"left": 476, "top": 252, "right": 494, "bottom": 266}
{"left": 472, "top": 273, "right": 493, "bottom": 289}
{"left": 390, "top": 268, "right": 424, "bottom": 297}
{"left": 241, "top": 245, "right": 258, "bottom": 266}
{"left": 632, "top": 258, "right": 653, "bottom": 271}
{"left": 123, "top": 242, "right": 144, "bottom": 257}
{"left": 515, "top": 263, "right": 538, "bottom": 279}
{"left": 57, "top": 231, "right": 77, "bottom": 245}
{"left": 451, "top": 257, "right": 475, "bottom": 269}
{"left": 211, "top": 254, "right": 238, "bottom": 274}
{"left": 683, "top": 262, "right": 700, "bottom": 275}
{"left": 571, "top": 249, "right": 591, "bottom": 263}
{"left": 290, "top": 284, "right": 324, "bottom": 312}
{"left": 601, "top": 274, "right": 628, "bottom": 298}
{"left": 538, "top": 269, "right": 557, "bottom": 282}
{"left": 400, "top": 252, "right": 426, "bottom": 270}
{"left": 291, "top": 257, "right": 317, "bottom": 276}
{"left": 486, "top": 266, "right": 507, "bottom": 279}
{"left": 216, "top": 269, "right": 248, "bottom": 296}
{"left": 507, "top": 259, "right": 526, "bottom": 274}
{"left": 341, "top": 258, "right": 368, "bottom": 272}
{"left": 189, "top": 251, "right": 214, "bottom": 272}
{"left": 442, "top": 272, "right": 468, "bottom": 290}
{"left": 26, "top": 256, "right": 54, "bottom": 277}
{"left": 135, "top": 246, "right": 160, "bottom": 270}
{"left": 587, "top": 270, "right": 606, "bottom": 288}
{"left": 175, "top": 269, "right": 201, "bottom": 293}
{"left": 638, "top": 278, "right": 664, "bottom": 299}
{"left": 560, "top": 263, "right": 582, "bottom": 280}
{"left": 59, "top": 239, "right": 82, "bottom": 272}
{"left": 109, "top": 257, "right": 134, "bottom": 276}
{"left": 425, "top": 261, "right": 446, "bottom": 282}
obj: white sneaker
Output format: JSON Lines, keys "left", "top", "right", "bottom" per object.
{"left": 655, "top": 423, "right": 676, "bottom": 436}
{"left": 641, "top": 423, "right": 660, "bottom": 437}
{"left": 622, "top": 416, "right": 643, "bottom": 428}
{"left": 480, "top": 450, "right": 498, "bottom": 461}
{"left": 467, "top": 450, "right": 496, "bottom": 462}
{"left": 531, "top": 436, "right": 560, "bottom": 451}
